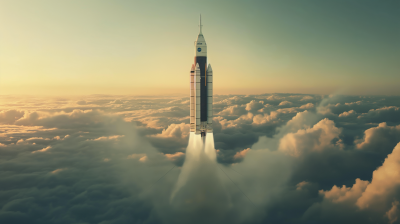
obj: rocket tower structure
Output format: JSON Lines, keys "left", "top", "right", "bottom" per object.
{"left": 190, "top": 15, "right": 213, "bottom": 138}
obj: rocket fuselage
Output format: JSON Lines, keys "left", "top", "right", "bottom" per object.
{"left": 190, "top": 17, "right": 213, "bottom": 137}
{"left": 195, "top": 56, "right": 207, "bottom": 122}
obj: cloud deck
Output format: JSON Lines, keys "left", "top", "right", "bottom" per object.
{"left": 1, "top": 93, "right": 400, "bottom": 223}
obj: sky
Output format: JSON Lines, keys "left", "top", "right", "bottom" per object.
{"left": 0, "top": 0, "right": 399, "bottom": 95}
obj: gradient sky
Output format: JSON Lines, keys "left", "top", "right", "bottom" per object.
{"left": 0, "top": 0, "right": 399, "bottom": 95}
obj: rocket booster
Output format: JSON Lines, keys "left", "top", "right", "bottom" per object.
{"left": 190, "top": 15, "right": 213, "bottom": 137}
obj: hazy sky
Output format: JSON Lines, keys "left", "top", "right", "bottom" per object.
{"left": 0, "top": 0, "right": 399, "bottom": 95}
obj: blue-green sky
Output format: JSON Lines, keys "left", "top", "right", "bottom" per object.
{"left": 0, "top": 0, "right": 399, "bottom": 95}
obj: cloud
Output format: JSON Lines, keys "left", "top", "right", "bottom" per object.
{"left": 137, "top": 117, "right": 164, "bottom": 129}
{"left": 296, "top": 181, "right": 311, "bottom": 190}
{"left": 154, "top": 123, "right": 190, "bottom": 139}
{"left": 338, "top": 110, "right": 356, "bottom": 117}
{"left": 32, "top": 146, "right": 51, "bottom": 153}
{"left": 0, "top": 110, "right": 25, "bottom": 124}
{"left": 266, "top": 95, "right": 284, "bottom": 101}
{"left": 139, "top": 155, "right": 148, "bottom": 162}
{"left": 300, "top": 96, "right": 314, "bottom": 101}
{"left": 233, "top": 148, "right": 250, "bottom": 160}
{"left": 245, "top": 100, "right": 264, "bottom": 111}
{"left": 252, "top": 111, "right": 279, "bottom": 125}
{"left": 217, "top": 105, "right": 247, "bottom": 116}
{"left": 216, "top": 113, "right": 254, "bottom": 129}
{"left": 356, "top": 122, "right": 400, "bottom": 155}
{"left": 345, "top": 101, "right": 362, "bottom": 106}
{"left": 165, "top": 152, "right": 185, "bottom": 162}
{"left": 214, "top": 96, "right": 244, "bottom": 105}
{"left": 1, "top": 94, "right": 400, "bottom": 224}
{"left": 0, "top": 125, "right": 56, "bottom": 137}
{"left": 356, "top": 142, "right": 400, "bottom": 209}
{"left": 279, "top": 118, "right": 341, "bottom": 157}
{"left": 112, "top": 99, "right": 124, "bottom": 104}
{"left": 314, "top": 142, "right": 400, "bottom": 223}
{"left": 386, "top": 201, "right": 399, "bottom": 224}
{"left": 0, "top": 100, "right": 179, "bottom": 222}
{"left": 358, "top": 106, "right": 400, "bottom": 124}
{"left": 320, "top": 178, "right": 369, "bottom": 203}
{"left": 90, "top": 135, "right": 125, "bottom": 141}
{"left": 299, "top": 103, "right": 314, "bottom": 109}
{"left": 76, "top": 100, "right": 87, "bottom": 105}
{"left": 279, "top": 101, "right": 293, "bottom": 106}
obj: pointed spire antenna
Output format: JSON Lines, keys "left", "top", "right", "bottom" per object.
{"left": 199, "top": 14, "right": 203, "bottom": 34}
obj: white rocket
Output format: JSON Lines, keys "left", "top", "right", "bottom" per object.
{"left": 190, "top": 15, "right": 213, "bottom": 138}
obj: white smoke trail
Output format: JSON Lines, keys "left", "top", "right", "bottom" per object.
{"left": 170, "top": 132, "right": 219, "bottom": 201}
{"left": 205, "top": 132, "right": 217, "bottom": 161}
{"left": 168, "top": 132, "right": 232, "bottom": 223}
{"left": 170, "top": 132, "right": 203, "bottom": 200}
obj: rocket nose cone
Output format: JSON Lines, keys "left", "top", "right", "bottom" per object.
{"left": 195, "top": 63, "right": 200, "bottom": 69}
{"left": 191, "top": 64, "right": 195, "bottom": 71}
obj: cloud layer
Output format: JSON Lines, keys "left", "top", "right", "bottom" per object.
{"left": 1, "top": 94, "right": 400, "bottom": 223}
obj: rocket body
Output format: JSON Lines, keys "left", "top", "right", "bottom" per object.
{"left": 190, "top": 16, "right": 213, "bottom": 138}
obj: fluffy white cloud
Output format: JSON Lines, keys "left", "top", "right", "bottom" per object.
{"left": 299, "top": 103, "right": 314, "bottom": 109}
{"left": 358, "top": 106, "right": 400, "bottom": 123}
{"left": 214, "top": 96, "right": 242, "bottom": 105}
{"left": 216, "top": 113, "right": 254, "bottom": 129}
{"left": 154, "top": 123, "right": 190, "bottom": 139}
{"left": 245, "top": 100, "right": 265, "bottom": 111}
{"left": 320, "top": 178, "right": 369, "bottom": 203}
{"left": 217, "top": 105, "right": 247, "bottom": 116}
{"left": 356, "top": 123, "right": 400, "bottom": 154}
{"left": 279, "top": 101, "right": 293, "bottom": 106}
{"left": 279, "top": 118, "right": 341, "bottom": 157}
{"left": 319, "top": 142, "right": 400, "bottom": 218}
{"left": 356, "top": 142, "right": 400, "bottom": 209}
{"left": 338, "top": 110, "right": 356, "bottom": 117}
{"left": 32, "top": 146, "right": 51, "bottom": 153}
{"left": 252, "top": 111, "right": 279, "bottom": 125}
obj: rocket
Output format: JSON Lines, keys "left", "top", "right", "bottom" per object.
{"left": 190, "top": 15, "right": 213, "bottom": 138}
